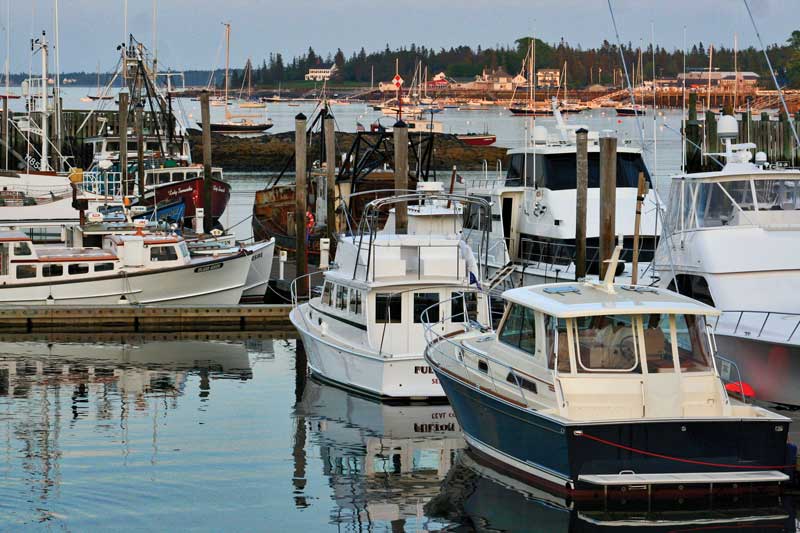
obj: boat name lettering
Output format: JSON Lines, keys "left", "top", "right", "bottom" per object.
{"left": 431, "top": 412, "right": 455, "bottom": 419}
{"left": 414, "top": 423, "right": 456, "bottom": 433}
{"left": 414, "top": 365, "right": 433, "bottom": 374}
{"left": 251, "top": 252, "right": 263, "bottom": 261}
{"left": 194, "top": 262, "right": 223, "bottom": 273}
{"left": 167, "top": 186, "right": 194, "bottom": 197}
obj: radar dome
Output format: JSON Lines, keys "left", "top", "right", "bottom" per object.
{"left": 755, "top": 151, "right": 768, "bottom": 165}
{"left": 717, "top": 115, "right": 738, "bottom": 140}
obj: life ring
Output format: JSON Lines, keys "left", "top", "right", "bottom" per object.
{"left": 306, "top": 211, "right": 315, "bottom": 232}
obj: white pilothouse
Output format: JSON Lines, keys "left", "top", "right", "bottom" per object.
{"left": 464, "top": 99, "right": 661, "bottom": 290}
{"left": 290, "top": 183, "right": 492, "bottom": 400}
{"left": 655, "top": 115, "right": 800, "bottom": 405}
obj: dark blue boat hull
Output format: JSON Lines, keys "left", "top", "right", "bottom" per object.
{"left": 433, "top": 364, "right": 791, "bottom": 494}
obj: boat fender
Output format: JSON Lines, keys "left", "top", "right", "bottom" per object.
{"left": 306, "top": 211, "right": 315, "bottom": 233}
{"left": 724, "top": 381, "right": 755, "bottom": 399}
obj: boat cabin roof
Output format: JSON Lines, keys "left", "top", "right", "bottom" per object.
{"left": 107, "top": 234, "right": 182, "bottom": 246}
{"left": 36, "top": 248, "right": 118, "bottom": 262}
{"left": 676, "top": 168, "right": 800, "bottom": 183}
{"left": 0, "top": 231, "right": 31, "bottom": 242}
{"left": 502, "top": 282, "right": 719, "bottom": 318}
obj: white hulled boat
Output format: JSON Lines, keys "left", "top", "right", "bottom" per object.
{"left": 425, "top": 247, "right": 792, "bottom": 497}
{"left": 655, "top": 115, "right": 800, "bottom": 405}
{"left": 290, "top": 183, "right": 492, "bottom": 400}
{"left": 0, "top": 225, "right": 251, "bottom": 305}
{"left": 464, "top": 100, "right": 660, "bottom": 289}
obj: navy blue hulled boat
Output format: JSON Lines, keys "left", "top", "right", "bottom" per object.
{"left": 423, "top": 250, "right": 792, "bottom": 498}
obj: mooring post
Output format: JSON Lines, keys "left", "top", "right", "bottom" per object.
{"left": 575, "top": 128, "right": 588, "bottom": 280}
{"left": 324, "top": 115, "right": 336, "bottom": 242}
{"left": 295, "top": 113, "right": 308, "bottom": 298}
{"left": 135, "top": 102, "right": 146, "bottom": 204}
{"left": 118, "top": 92, "right": 129, "bottom": 196}
{"left": 200, "top": 91, "right": 213, "bottom": 233}
{"left": 393, "top": 120, "right": 409, "bottom": 234}
{"left": 599, "top": 132, "right": 617, "bottom": 279}
{"left": 1, "top": 96, "right": 7, "bottom": 170}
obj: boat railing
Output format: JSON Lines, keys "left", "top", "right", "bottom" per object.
{"left": 466, "top": 160, "right": 505, "bottom": 189}
{"left": 713, "top": 353, "right": 749, "bottom": 405}
{"left": 289, "top": 270, "right": 326, "bottom": 309}
{"left": 422, "top": 295, "right": 541, "bottom": 407}
{"left": 714, "top": 310, "right": 800, "bottom": 344}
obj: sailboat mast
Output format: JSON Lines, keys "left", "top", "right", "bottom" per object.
{"left": 152, "top": 0, "right": 158, "bottom": 78}
{"left": 53, "top": 0, "right": 62, "bottom": 171}
{"left": 224, "top": 22, "right": 230, "bottom": 118}
{"left": 733, "top": 33, "right": 738, "bottom": 110}
{"left": 39, "top": 32, "right": 49, "bottom": 171}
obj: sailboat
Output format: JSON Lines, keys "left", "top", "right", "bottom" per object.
{"left": 508, "top": 38, "right": 552, "bottom": 116}
{"left": 87, "top": 62, "right": 113, "bottom": 101}
{"left": 198, "top": 23, "right": 272, "bottom": 136}
{"left": 263, "top": 82, "right": 282, "bottom": 103}
{"left": 237, "top": 59, "right": 266, "bottom": 109}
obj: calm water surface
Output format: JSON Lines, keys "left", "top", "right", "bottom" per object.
{"left": 0, "top": 335, "right": 797, "bottom": 531}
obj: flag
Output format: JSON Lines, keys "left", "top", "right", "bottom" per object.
{"left": 356, "top": 122, "right": 365, "bottom": 132}
{"left": 459, "top": 240, "right": 482, "bottom": 290}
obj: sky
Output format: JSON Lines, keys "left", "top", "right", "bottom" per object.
{"left": 1, "top": 0, "right": 797, "bottom": 73}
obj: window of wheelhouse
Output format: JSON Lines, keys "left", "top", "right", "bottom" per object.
{"left": 150, "top": 246, "right": 178, "bottom": 262}
{"left": 451, "top": 291, "right": 478, "bottom": 322}
{"left": 545, "top": 315, "right": 571, "bottom": 372}
{"left": 13, "top": 241, "right": 32, "bottom": 256}
{"left": 349, "top": 289, "right": 363, "bottom": 316}
{"left": 573, "top": 315, "right": 639, "bottom": 373}
{"left": 335, "top": 286, "right": 348, "bottom": 311}
{"left": 498, "top": 304, "right": 536, "bottom": 355}
{"left": 375, "top": 293, "right": 401, "bottom": 324}
{"left": 0, "top": 244, "right": 9, "bottom": 275}
{"left": 321, "top": 282, "right": 333, "bottom": 306}
{"left": 674, "top": 314, "right": 713, "bottom": 372}
{"left": 16, "top": 265, "right": 36, "bottom": 279}
{"left": 68, "top": 263, "right": 90, "bottom": 275}
{"left": 413, "top": 292, "right": 439, "bottom": 323}
{"left": 43, "top": 264, "right": 63, "bottom": 277}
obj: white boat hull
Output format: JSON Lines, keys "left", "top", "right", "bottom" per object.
{"left": 291, "top": 306, "right": 445, "bottom": 399}
{"left": 0, "top": 253, "right": 251, "bottom": 305}
{"left": 241, "top": 238, "right": 275, "bottom": 299}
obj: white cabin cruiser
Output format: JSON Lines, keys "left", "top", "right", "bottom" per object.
{"left": 0, "top": 226, "right": 251, "bottom": 305}
{"left": 425, "top": 248, "right": 792, "bottom": 497}
{"left": 655, "top": 115, "right": 800, "bottom": 405}
{"left": 290, "top": 184, "right": 492, "bottom": 400}
{"left": 465, "top": 101, "right": 660, "bottom": 290}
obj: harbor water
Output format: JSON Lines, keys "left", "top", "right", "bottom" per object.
{"left": 0, "top": 335, "right": 797, "bottom": 531}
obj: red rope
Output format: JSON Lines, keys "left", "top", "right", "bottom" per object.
{"left": 576, "top": 432, "right": 795, "bottom": 470}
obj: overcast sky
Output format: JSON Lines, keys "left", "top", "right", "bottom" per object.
{"left": 2, "top": 0, "right": 796, "bottom": 73}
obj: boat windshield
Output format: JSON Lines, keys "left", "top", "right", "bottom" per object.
{"left": 667, "top": 178, "right": 800, "bottom": 230}
{"left": 568, "top": 313, "right": 713, "bottom": 374}
{"left": 506, "top": 152, "right": 651, "bottom": 189}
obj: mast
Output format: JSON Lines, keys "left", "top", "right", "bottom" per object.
{"left": 54, "top": 0, "right": 62, "bottom": 171}
{"left": 733, "top": 33, "right": 738, "bottom": 110}
{"left": 152, "top": 0, "right": 158, "bottom": 78}
{"left": 706, "top": 44, "right": 713, "bottom": 112}
{"left": 224, "top": 22, "right": 230, "bottom": 119}
{"left": 35, "top": 31, "right": 49, "bottom": 171}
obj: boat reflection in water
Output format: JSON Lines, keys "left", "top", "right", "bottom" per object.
{"left": 427, "top": 450, "right": 795, "bottom": 532}
{"left": 293, "top": 376, "right": 464, "bottom": 530}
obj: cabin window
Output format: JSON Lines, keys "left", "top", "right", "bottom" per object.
{"left": 642, "top": 314, "right": 675, "bottom": 373}
{"left": 498, "top": 304, "right": 536, "bottom": 355}
{"left": 159, "top": 173, "right": 171, "bottom": 184}
{"left": 335, "top": 286, "right": 348, "bottom": 311}
{"left": 414, "top": 293, "right": 440, "bottom": 323}
{"left": 16, "top": 265, "right": 36, "bottom": 279}
{"left": 94, "top": 262, "right": 114, "bottom": 272}
{"left": 451, "top": 291, "right": 478, "bottom": 322}
{"left": 462, "top": 199, "right": 491, "bottom": 231}
{"left": 145, "top": 174, "right": 155, "bottom": 186}
{"left": 186, "top": 171, "right": 199, "bottom": 180}
{"left": 178, "top": 242, "right": 189, "bottom": 258}
{"left": 150, "top": 246, "right": 179, "bottom": 262}
{"left": 546, "top": 315, "right": 571, "bottom": 372}
{"left": 573, "top": 315, "right": 639, "bottom": 372}
{"left": 321, "top": 282, "right": 333, "bottom": 306}
{"left": 675, "top": 314, "right": 713, "bottom": 372}
{"left": 211, "top": 171, "right": 222, "bottom": 181}
{"left": 68, "top": 263, "right": 90, "bottom": 275}
{"left": 0, "top": 244, "right": 8, "bottom": 276}
{"left": 349, "top": 290, "right": 363, "bottom": 315}
{"left": 13, "top": 242, "right": 32, "bottom": 256}
{"left": 506, "top": 372, "right": 537, "bottom": 394}
{"left": 172, "top": 172, "right": 185, "bottom": 183}
{"left": 42, "top": 264, "right": 63, "bottom": 277}
{"left": 375, "top": 293, "right": 401, "bottom": 324}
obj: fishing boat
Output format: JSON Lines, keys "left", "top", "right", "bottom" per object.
{"left": 0, "top": 227, "right": 252, "bottom": 305}
{"left": 463, "top": 99, "right": 659, "bottom": 289}
{"left": 424, "top": 246, "right": 793, "bottom": 497}
{"left": 655, "top": 115, "right": 800, "bottom": 406}
{"left": 289, "top": 184, "right": 492, "bottom": 400}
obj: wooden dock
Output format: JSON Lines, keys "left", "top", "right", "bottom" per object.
{"left": 0, "top": 304, "right": 292, "bottom": 333}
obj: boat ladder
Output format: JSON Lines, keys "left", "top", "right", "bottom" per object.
{"left": 486, "top": 262, "right": 516, "bottom": 291}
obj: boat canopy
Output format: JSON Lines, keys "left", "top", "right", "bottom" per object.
{"left": 505, "top": 151, "right": 651, "bottom": 190}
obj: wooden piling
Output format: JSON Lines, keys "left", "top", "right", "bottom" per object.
{"left": 599, "top": 134, "right": 617, "bottom": 279}
{"left": 1, "top": 96, "right": 7, "bottom": 170}
{"left": 200, "top": 92, "right": 213, "bottom": 233}
{"left": 118, "top": 92, "right": 129, "bottom": 195}
{"left": 295, "top": 113, "right": 308, "bottom": 298}
{"left": 393, "top": 120, "right": 409, "bottom": 234}
{"left": 135, "top": 102, "right": 145, "bottom": 202}
{"left": 575, "top": 128, "right": 588, "bottom": 280}
{"left": 324, "top": 115, "right": 336, "bottom": 242}
{"left": 686, "top": 93, "right": 702, "bottom": 173}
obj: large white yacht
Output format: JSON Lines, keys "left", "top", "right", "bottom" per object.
{"left": 290, "top": 184, "right": 492, "bottom": 400}
{"left": 465, "top": 101, "right": 660, "bottom": 289}
{"left": 655, "top": 115, "right": 800, "bottom": 406}
{"left": 425, "top": 248, "right": 792, "bottom": 497}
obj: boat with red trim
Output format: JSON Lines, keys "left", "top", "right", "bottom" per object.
{"left": 456, "top": 133, "right": 497, "bottom": 146}
{"left": 424, "top": 247, "right": 793, "bottom": 497}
